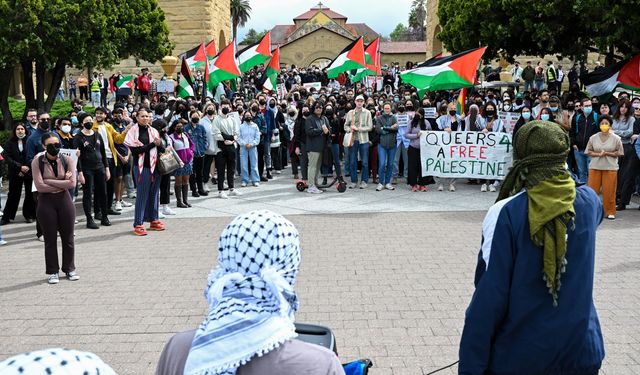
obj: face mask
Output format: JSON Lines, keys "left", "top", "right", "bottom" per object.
{"left": 540, "top": 114, "right": 550, "bottom": 121}
{"left": 221, "top": 107, "right": 230, "bottom": 115}
{"left": 312, "top": 94, "right": 319, "bottom": 100}
{"left": 269, "top": 103, "right": 276, "bottom": 108}
{"left": 488, "top": 94, "right": 494, "bottom": 99}
{"left": 61, "top": 125, "right": 71, "bottom": 134}
{"left": 251, "top": 106, "right": 259, "bottom": 113}
{"left": 46, "top": 143, "right": 60, "bottom": 156}
{"left": 516, "top": 99, "right": 523, "bottom": 105}
{"left": 449, "top": 110, "right": 457, "bottom": 116}
{"left": 191, "top": 118, "right": 199, "bottom": 124}
{"left": 288, "top": 111, "right": 295, "bottom": 117}
{"left": 549, "top": 106, "right": 559, "bottom": 112}
{"left": 522, "top": 112, "right": 531, "bottom": 120}
{"left": 206, "top": 110, "right": 215, "bottom": 116}
{"left": 503, "top": 105, "right": 512, "bottom": 111}
{"left": 600, "top": 124, "right": 610, "bottom": 133}
{"left": 397, "top": 106, "right": 405, "bottom": 113}
{"left": 583, "top": 106, "right": 593, "bottom": 115}
{"left": 486, "top": 110, "right": 495, "bottom": 117}
{"left": 127, "top": 107, "right": 133, "bottom": 112}
{"left": 259, "top": 100, "right": 266, "bottom": 105}
{"left": 39, "top": 120, "right": 50, "bottom": 130}
{"left": 325, "top": 109, "right": 334, "bottom": 116}
{"left": 244, "top": 117, "right": 252, "bottom": 123}
{"left": 83, "top": 122, "right": 93, "bottom": 130}
{"left": 394, "top": 97, "right": 399, "bottom": 103}
{"left": 71, "top": 116, "right": 78, "bottom": 125}
{"left": 302, "top": 111, "right": 309, "bottom": 116}
{"left": 406, "top": 106, "right": 414, "bottom": 111}
{"left": 175, "top": 128, "right": 183, "bottom": 134}
{"left": 17, "top": 133, "right": 26, "bottom": 139}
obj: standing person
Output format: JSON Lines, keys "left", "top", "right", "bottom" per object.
{"left": 570, "top": 98, "right": 599, "bottom": 184}
{"left": 200, "top": 102, "right": 219, "bottom": 188}
{"left": 510, "top": 61, "right": 523, "bottom": 84}
{"left": 252, "top": 103, "right": 269, "bottom": 182}
{"left": 152, "top": 119, "right": 176, "bottom": 216}
{"left": 67, "top": 74, "right": 77, "bottom": 100}
{"left": 185, "top": 110, "right": 209, "bottom": 197}
{"left": 111, "top": 108, "right": 133, "bottom": 211}
{"left": 93, "top": 107, "right": 127, "bottom": 217}
{"left": 170, "top": 119, "right": 195, "bottom": 209}
{"left": 237, "top": 111, "right": 261, "bottom": 187}
{"left": 480, "top": 102, "right": 503, "bottom": 192}
{"left": 98, "top": 73, "right": 108, "bottom": 108}
{"left": 212, "top": 101, "right": 241, "bottom": 199}
{"left": 1, "top": 123, "right": 36, "bottom": 225}
{"left": 612, "top": 99, "right": 637, "bottom": 211}
{"left": 586, "top": 115, "right": 624, "bottom": 219}
{"left": 293, "top": 105, "right": 310, "bottom": 183}
{"left": 32, "top": 133, "right": 78, "bottom": 284}
{"left": 77, "top": 73, "right": 89, "bottom": 101}
{"left": 404, "top": 108, "right": 431, "bottom": 192}
{"left": 285, "top": 106, "right": 299, "bottom": 178}
{"left": 393, "top": 102, "right": 410, "bottom": 183}
{"left": 437, "top": 102, "right": 467, "bottom": 192}
{"left": 522, "top": 61, "right": 535, "bottom": 92}
{"left": 74, "top": 114, "right": 111, "bottom": 229}
{"left": 459, "top": 121, "right": 605, "bottom": 375}
{"left": 325, "top": 104, "right": 343, "bottom": 180}
{"left": 90, "top": 72, "right": 101, "bottom": 108}
{"left": 305, "top": 103, "right": 330, "bottom": 194}
{"left": 344, "top": 95, "right": 373, "bottom": 189}
{"left": 124, "top": 108, "right": 166, "bottom": 236}
{"left": 375, "top": 102, "right": 398, "bottom": 191}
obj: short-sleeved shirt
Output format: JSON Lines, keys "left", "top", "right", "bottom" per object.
{"left": 586, "top": 132, "right": 624, "bottom": 170}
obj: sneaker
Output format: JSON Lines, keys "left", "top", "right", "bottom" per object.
{"left": 218, "top": 191, "right": 229, "bottom": 199}
{"left": 229, "top": 189, "right": 242, "bottom": 196}
{"left": 376, "top": 183, "right": 384, "bottom": 191}
{"left": 359, "top": 181, "right": 367, "bottom": 189}
{"left": 481, "top": 184, "right": 488, "bottom": 192}
{"left": 134, "top": 225, "right": 147, "bottom": 236}
{"left": 120, "top": 200, "right": 133, "bottom": 208}
{"left": 0, "top": 240, "right": 7, "bottom": 246}
{"left": 37, "top": 236, "right": 44, "bottom": 242}
{"left": 203, "top": 185, "right": 210, "bottom": 193}
{"left": 149, "top": 220, "right": 165, "bottom": 231}
{"left": 128, "top": 191, "right": 136, "bottom": 199}
{"left": 420, "top": 185, "right": 428, "bottom": 192}
{"left": 489, "top": 184, "right": 497, "bottom": 192}
{"left": 241, "top": 182, "right": 248, "bottom": 187}
{"left": 158, "top": 212, "right": 166, "bottom": 219}
{"left": 114, "top": 201, "right": 123, "bottom": 211}
{"left": 161, "top": 205, "right": 176, "bottom": 216}
{"left": 66, "top": 271, "right": 79, "bottom": 281}
{"left": 412, "top": 185, "right": 419, "bottom": 192}
{"left": 607, "top": 215, "right": 616, "bottom": 220}
{"left": 47, "top": 273, "right": 59, "bottom": 284}
{"left": 449, "top": 184, "right": 456, "bottom": 192}
{"left": 253, "top": 182, "right": 260, "bottom": 187}
{"left": 385, "top": 183, "right": 395, "bottom": 191}
{"left": 437, "top": 184, "right": 444, "bottom": 191}
{"left": 308, "top": 186, "right": 323, "bottom": 194}
{"left": 348, "top": 182, "right": 357, "bottom": 189}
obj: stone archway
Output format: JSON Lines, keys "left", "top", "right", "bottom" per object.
{"left": 432, "top": 25, "right": 443, "bottom": 56}
{"left": 219, "top": 30, "right": 226, "bottom": 49}
{"left": 307, "top": 57, "right": 332, "bottom": 68}
{"left": 301, "top": 50, "right": 338, "bottom": 67}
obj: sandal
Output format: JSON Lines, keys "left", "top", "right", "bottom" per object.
{"left": 134, "top": 225, "right": 148, "bottom": 236}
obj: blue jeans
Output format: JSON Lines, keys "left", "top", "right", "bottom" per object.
{"left": 574, "top": 149, "right": 591, "bottom": 184}
{"left": 378, "top": 144, "right": 398, "bottom": 185}
{"left": 240, "top": 146, "right": 259, "bottom": 184}
{"left": 350, "top": 141, "right": 369, "bottom": 183}
{"left": 524, "top": 80, "right": 534, "bottom": 92}
{"left": 132, "top": 166, "right": 160, "bottom": 227}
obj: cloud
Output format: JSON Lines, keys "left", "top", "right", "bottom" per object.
{"left": 237, "top": 0, "right": 413, "bottom": 40}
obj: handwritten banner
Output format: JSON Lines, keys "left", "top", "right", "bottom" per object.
{"left": 498, "top": 111, "right": 520, "bottom": 134}
{"left": 420, "top": 131, "right": 513, "bottom": 180}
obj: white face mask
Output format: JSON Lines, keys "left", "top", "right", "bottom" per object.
{"left": 61, "top": 125, "right": 72, "bottom": 134}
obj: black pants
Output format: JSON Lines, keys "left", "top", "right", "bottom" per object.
{"left": 94, "top": 159, "right": 115, "bottom": 214}
{"left": 84, "top": 168, "right": 107, "bottom": 220}
{"left": 407, "top": 146, "right": 429, "bottom": 186}
{"left": 79, "top": 86, "right": 88, "bottom": 100}
{"left": 216, "top": 145, "right": 236, "bottom": 191}
{"left": 203, "top": 154, "right": 216, "bottom": 183}
{"left": 100, "top": 89, "right": 108, "bottom": 107}
{"left": 189, "top": 155, "right": 205, "bottom": 192}
{"left": 258, "top": 143, "right": 265, "bottom": 177}
{"left": 160, "top": 174, "right": 171, "bottom": 205}
{"left": 37, "top": 192, "right": 75, "bottom": 275}
{"left": 271, "top": 147, "right": 282, "bottom": 171}
{"left": 3, "top": 173, "right": 35, "bottom": 221}
{"left": 618, "top": 144, "right": 640, "bottom": 205}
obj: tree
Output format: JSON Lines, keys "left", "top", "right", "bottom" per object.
{"left": 408, "top": 0, "right": 426, "bottom": 40}
{"left": 0, "top": 0, "right": 173, "bottom": 129}
{"left": 240, "top": 29, "right": 267, "bottom": 45}
{"left": 231, "top": 0, "right": 252, "bottom": 42}
{"left": 390, "top": 23, "right": 408, "bottom": 41}
{"left": 437, "top": 0, "right": 640, "bottom": 64}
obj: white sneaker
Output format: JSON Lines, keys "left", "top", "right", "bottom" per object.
{"left": 121, "top": 200, "right": 133, "bottom": 207}
{"left": 66, "top": 271, "right": 80, "bottom": 281}
{"left": 162, "top": 205, "right": 176, "bottom": 216}
{"left": 218, "top": 191, "right": 229, "bottom": 199}
{"left": 481, "top": 184, "right": 488, "bottom": 192}
{"left": 128, "top": 191, "right": 136, "bottom": 199}
{"left": 449, "top": 184, "right": 456, "bottom": 192}
{"left": 489, "top": 184, "right": 497, "bottom": 192}
{"left": 203, "top": 185, "right": 210, "bottom": 193}
{"left": 349, "top": 182, "right": 357, "bottom": 189}
{"left": 607, "top": 215, "right": 616, "bottom": 220}
{"left": 438, "top": 184, "right": 444, "bottom": 191}
{"left": 241, "top": 182, "right": 248, "bottom": 187}
{"left": 385, "top": 183, "right": 395, "bottom": 190}
{"left": 359, "top": 181, "right": 368, "bottom": 189}
{"left": 0, "top": 240, "right": 7, "bottom": 246}
{"left": 48, "top": 273, "right": 59, "bottom": 284}
{"left": 308, "top": 186, "right": 323, "bottom": 194}
{"left": 114, "top": 201, "right": 123, "bottom": 211}
{"left": 229, "top": 189, "right": 242, "bottom": 196}
{"left": 253, "top": 182, "right": 260, "bottom": 187}
{"left": 223, "top": 181, "right": 229, "bottom": 189}
{"left": 37, "top": 236, "right": 44, "bottom": 242}
{"left": 376, "top": 183, "right": 384, "bottom": 191}
{"left": 158, "top": 212, "right": 165, "bottom": 219}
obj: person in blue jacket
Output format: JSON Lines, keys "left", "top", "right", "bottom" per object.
{"left": 459, "top": 120, "right": 605, "bottom": 375}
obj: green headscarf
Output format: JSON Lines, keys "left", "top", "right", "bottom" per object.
{"left": 498, "top": 120, "right": 576, "bottom": 306}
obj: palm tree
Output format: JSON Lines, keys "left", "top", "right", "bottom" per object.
{"left": 231, "top": 0, "right": 252, "bottom": 41}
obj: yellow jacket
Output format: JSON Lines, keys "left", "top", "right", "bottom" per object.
{"left": 92, "top": 121, "right": 128, "bottom": 166}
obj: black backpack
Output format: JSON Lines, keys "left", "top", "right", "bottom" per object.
{"left": 39, "top": 153, "right": 68, "bottom": 179}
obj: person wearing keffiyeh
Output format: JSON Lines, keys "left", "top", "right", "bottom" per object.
{"left": 155, "top": 210, "right": 344, "bottom": 375}
{"left": 458, "top": 121, "right": 605, "bottom": 375}
{"left": 0, "top": 348, "right": 117, "bottom": 374}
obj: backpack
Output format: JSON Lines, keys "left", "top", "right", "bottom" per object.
{"left": 39, "top": 153, "right": 68, "bottom": 179}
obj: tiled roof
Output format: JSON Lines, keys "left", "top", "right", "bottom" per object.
{"left": 270, "top": 25, "right": 296, "bottom": 45}
{"left": 294, "top": 7, "right": 347, "bottom": 20}
{"left": 346, "top": 23, "right": 379, "bottom": 41}
{"left": 380, "top": 41, "right": 427, "bottom": 54}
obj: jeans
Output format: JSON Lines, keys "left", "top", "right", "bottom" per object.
{"left": 524, "top": 80, "right": 534, "bottom": 92}
{"left": 240, "top": 146, "right": 259, "bottom": 184}
{"left": 378, "top": 145, "right": 398, "bottom": 185}
{"left": 56, "top": 89, "right": 65, "bottom": 101}
{"left": 350, "top": 141, "right": 369, "bottom": 183}
{"left": 574, "top": 149, "right": 591, "bottom": 184}
{"left": 535, "top": 80, "right": 544, "bottom": 91}
{"left": 69, "top": 88, "right": 77, "bottom": 100}
{"left": 393, "top": 142, "right": 409, "bottom": 177}
{"left": 91, "top": 91, "right": 101, "bottom": 108}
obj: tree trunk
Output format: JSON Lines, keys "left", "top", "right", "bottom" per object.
{"left": 35, "top": 60, "right": 46, "bottom": 112}
{"left": 0, "top": 67, "right": 13, "bottom": 131}
{"left": 44, "top": 62, "right": 66, "bottom": 112}
{"left": 21, "top": 61, "right": 36, "bottom": 118}
{"left": 233, "top": 22, "right": 238, "bottom": 41}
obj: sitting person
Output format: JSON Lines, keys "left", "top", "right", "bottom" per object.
{"left": 156, "top": 210, "right": 345, "bottom": 375}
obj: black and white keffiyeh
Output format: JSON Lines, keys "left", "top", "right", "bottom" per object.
{"left": 0, "top": 348, "right": 117, "bottom": 374}
{"left": 184, "top": 210, "right": 301, "bottom": 375}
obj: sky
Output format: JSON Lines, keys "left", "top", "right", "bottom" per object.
{"left": 236, "top": 0, "right": 414, "bottom": 41}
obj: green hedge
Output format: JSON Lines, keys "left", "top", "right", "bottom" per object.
{"left": 4, "top": 98, "right": 95, "bottom": 127}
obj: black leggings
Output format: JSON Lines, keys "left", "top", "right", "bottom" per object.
{"left": 407, "top": 146, "right": 430, "bottom": 186}
{"left": 38, "top": 192, "right": 75, "bottom": 274}
{"left": 189, "top": 156, "right": 205, "bottom": 192}
{"left": 3, "top": 173, "right": 35, "bottom": 221}
{"left": 216, "top": 146, "right": 236, "bottom": 191}
{"left": 83, "top": 168, "right": 107, "bottom": 220}
{"left": 160, "top": 174, "right": 171, "bottom": 205}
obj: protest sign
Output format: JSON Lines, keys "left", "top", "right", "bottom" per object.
{"left": 59, "top": 148, "right": 79, "bottom": 164}
{"left": 498, "top": 111, "right": 520, "bottom": 134}
{"left": 277, "top": 83, "right": 288, "bottom": 100}
{"left": 420, "top": 131, "right": 513, "bottom": 180}
{"left": 156, "top": 80, "right": 175, "bottom": 93}
{"left": 424, "top": 107, "right": 437, "bottom": 119}
{"left": 303, "top": 82, "right": 322, "bottom": 91}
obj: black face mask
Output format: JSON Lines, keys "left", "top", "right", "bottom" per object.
{"left": 325, "top": 109, "right": 334, "bottom": 116}
{"left": 83, "top": 122, "right": 93, "bottom": 130}
{"left": 397, "top": 106, "right": 405, "bottom": 113}
{"left": 244, "top": 117, "right": 252, "bottom": 122}
{"left": 221, "top": 107, "right": 230, "bottom": 115}
{"left": 206, "top": 110, "right": 215, "bottom": 116}
{"left": 406, "top": 106, "right": 414, "bottom": 111}
{"left": 259, "top": 100, "right": 266, "bottom": 106}
{"left": 46, "top": 143, "right": 60, "bottom": 156}
{"left": 175, "top": 128, "right": 183, "bottom": 134}
{"left": 288, "top": 111, "right": 295, "bottom": 116}
{"left": 486, "top": 110, "right": 495, "bottom": 117}
{"left": 251, "top": 107, "right": 259, "bottom": 113}
{"left": 449, "top": 110, "right": 457, "bottom": 116}
{"left": 302, "top": 111, "right": 309, "bottom": 117}
{"left": 191, "top": 118, "right": 199, "bottom": 124}
{"left": 269, "top": 103, "right": 276, "bottom": 108}
{"left": 516, "top": 98, "right": 523, "bottom": 105}
{"left": 39, "top": 120, "right": 50, "bottom": 130}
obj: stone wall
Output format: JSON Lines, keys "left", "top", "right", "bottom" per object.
{"left": 424, "top": 0, "right": 442, "bottom": 58}
{"left": 280, "top": 28, "right": 353, "bottom": 67}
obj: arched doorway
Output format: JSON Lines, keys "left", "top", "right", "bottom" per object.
{"left": 432, "top": 25, "right": 443, "bottom": 56}
{"left": 308, "top": 57, "right": 332, "bottom": 68}
{"left": 219, "top": 30, "right": 226, "bottom": 49}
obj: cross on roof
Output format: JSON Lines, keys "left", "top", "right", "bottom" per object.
{"left": 317, "top": 1, "right": 324, "bottom": 9}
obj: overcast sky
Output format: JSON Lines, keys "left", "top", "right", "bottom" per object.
{"left": 237, "top": 0, "right": 414, "bottom": 40}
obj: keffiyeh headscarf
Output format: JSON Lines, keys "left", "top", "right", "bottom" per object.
{"left": 184, "top": 210, "right": 301, "bottom": 375}
{"left": 0, "top": 348, "right": 117, "bottom": 374}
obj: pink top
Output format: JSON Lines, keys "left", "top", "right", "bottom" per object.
{"left": 31, "top": 153, "right": 76, "bottom": 193}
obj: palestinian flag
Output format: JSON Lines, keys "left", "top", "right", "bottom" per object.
{"left": 184, "top": 42, "right": 207, "bottom": 69}
{"left": 263, "top": 47, "right": 280, "bottom": 91}
{"left": 582, "top": 54, "right": 640, "bottom": 96}
{"left": 116, "top": 75, "right": 134, "bottom": 90}
{"left": 456, "top": 88, "right": 467, "bottom": 114}
{"left": 203, "top": 52, "right": 213, "bottom": 98}
{"left": 326, "top": 37, "right": 366, "bottom": 79}
{"left": 177, "top": 58, "right": 195, "bottom": 98}
{"left": 205, "top": 39, "right": 217, "bottom": 60}
{"left": 350, "top": 38, "right": 381, "bottom": 82}
{"left": 401, "top": 47, "right": 486, "bottom": 92}
{"left": 207, "top": 41, "right": 241, "bottom": 92}
{"left": 237, "top": 32, "right": 272, "bottom": 73}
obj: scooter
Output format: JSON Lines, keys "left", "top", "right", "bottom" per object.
{"left": 296, "top": 175, "right": 347, "bottom": 193}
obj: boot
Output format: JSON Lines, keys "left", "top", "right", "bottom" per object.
{"left": 86, "top": 217, "right": 99, "bottom": 229}
{"left": 175, "top": 184, "right": 187, "bottom": 208}
{"left": 182, "top": 185, "right": 192, "bottom": 207}
{"left": 197, "top": 180, "right": 209, "bottom": 196}
{"left": 101, "top": 216, "right": 111, "bottom": 226}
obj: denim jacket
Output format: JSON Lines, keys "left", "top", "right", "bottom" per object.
{"left": 184, "top": 123, "right": 208, "bottom": 157}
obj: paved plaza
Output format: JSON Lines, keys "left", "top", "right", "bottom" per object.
{"left": 0, "top": 177, "right": 639, "bottom": 374}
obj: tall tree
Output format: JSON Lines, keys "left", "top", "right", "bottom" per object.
{"left": 231, "top": 0, "right": 252, "bottom": 42}
{"left": 408, "top": 0, "right": 426, "bottom": 40}
{"left": 390, "top": 23, "right": 408, "bottom": 41}
{"left": 240, "top": 29, "right": 267, "bottom": 45}
{"left": 0, "top": 0, "right": 173, "bottom": 129}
